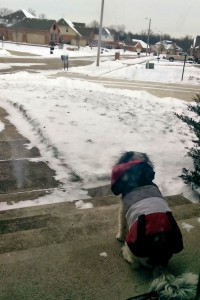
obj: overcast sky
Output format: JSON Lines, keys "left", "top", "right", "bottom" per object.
{"left": 1, "top": 0, "right": 199, "bottom": 38}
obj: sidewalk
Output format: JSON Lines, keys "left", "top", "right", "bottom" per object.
{"left": 0, "top": 106, "right": 59, "bottom": 204}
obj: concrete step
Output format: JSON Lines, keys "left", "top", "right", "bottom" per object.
{"left": 0, "top": 189, "right": 54, "bottom": 205}
{"left": 0, "top": 193, "right": 192, "bottom": 218}
{"left": 0, "top": 192, "right": 199, "bottom": 300}
{"left": 0, "top": 195, "right": 199, "bottom": 254}
{"left": 0, "top": 192, "right": 195, "bottom": 221}
{"left": 0, "top": 215, "right": 199, "bottom": 300}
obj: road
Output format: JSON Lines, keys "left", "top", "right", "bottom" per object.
{"left": 53, "top": 72, "right": 200, "bottom": 101}
{"left": 1, "top": 49, "right": 199, "bottom": 101}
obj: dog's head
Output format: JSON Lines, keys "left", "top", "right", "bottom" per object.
{"left": 111, "top": 151, "right": 155, "bottom": 197}
{"left": 116, "top": 151, "right": 153, "bottom": 168}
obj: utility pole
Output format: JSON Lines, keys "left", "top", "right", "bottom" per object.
{"left": 96, "top": 0, "right": 104, "bottom": 66}
{"left": 181, "top": 54, "right": 187, "bottom": 81}
{"left": 158, "top": 31, "right": 162, "bottom": 54}
{"left": 145, "top": 18, "right": 151, "bottom": 56}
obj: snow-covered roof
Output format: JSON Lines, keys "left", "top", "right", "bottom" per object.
{"left": 155, "top": 40, "right": 173, "bottom": 50}
{"left": 63, "top": 18, "right": 81, "bottom": 36}
{"left": 22, "top": 9, "right": 36, "bottom": 19}
{"left": 132, "top": 39, "right": 147, "bottom": 48}
{"left": 163, "top": 40, "right": 172, "bottom": 44}
{"left": 104, "top": 28, "right": 111, "bottom": 37}
{"left": 102, "top": 27, "right": 114, "bottom": 41}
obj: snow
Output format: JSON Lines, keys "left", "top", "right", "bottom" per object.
{"left": 22, "top": 9, "right": 36, "bottom": 19}
{"left": 0, "top": 121, "right": 5, "bottom": 132}
{"left": 132, "top": 39, "right": 147, "bottom": 48}
{"left": 0, "top": 42, "right": 200, "bottom": 211}
{"left": 75, "top": 200, "right": 93, "bottom": 209}
{"left": 99, "top": 252, "right": 108, "bottom": 257}
{"left": 181, "top": 222, "right": 195, "bottom": 232}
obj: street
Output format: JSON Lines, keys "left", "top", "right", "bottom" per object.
{"left": 56, "top": 73, "right": 200, "bottom": 101}
{"left": 1, "top": 50, "right": 199, "bottom": 101}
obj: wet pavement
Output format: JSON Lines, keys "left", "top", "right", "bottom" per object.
{"left": 0, "top": 107, "right": 60, "bottom": 205}
{"left": 0, "top": 193, "right": 199, "bottom": 299}
{"left": 0, "top": 50, "right": 94, "bottom": 72}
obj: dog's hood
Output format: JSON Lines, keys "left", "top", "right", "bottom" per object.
{"left": 111, "top": 160, "right": 143, "bottom": 186}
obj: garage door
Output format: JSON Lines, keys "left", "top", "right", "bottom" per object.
{"left": 27, "top": 33, "right": 45, "bottom": 45}
{"left": 12, "top": 32, "right": 23, "bottom": 43}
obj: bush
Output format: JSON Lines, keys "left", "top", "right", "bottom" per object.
{"left": 175, "top": 94, "right": 200, "bottom": 189}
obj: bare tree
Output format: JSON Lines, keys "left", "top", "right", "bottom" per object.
{"left": 108, "top": 24, "right": 126, "bottom": 42}
{"left": 87, "top": 20, "right": 99, "bottom": 46}
{"left": 28, "top": 8, "right": 36, "bottom": 17}
{"left": 109, "top": 24, "right": 125, "bottom": 32}
{"left": 87, "top": 20, "right": 99, "bottom": 29}
{"left": 38, "top": 13, "right": 46, "bottom": 19}
{"left": 0, "top": 7, "right": 13, "bottom": 16}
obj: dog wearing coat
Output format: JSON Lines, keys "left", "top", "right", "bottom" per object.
{"left": 111, "top": 151, "right": 198, "bottom": 299}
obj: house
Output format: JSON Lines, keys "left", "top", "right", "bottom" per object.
{"left": 124, "top": 39, "right": 148, "bottom": 52}
{"left": 57, "top": 18, "right": 91, "bottom": 47}
{"left": 2, "top": 9, "right": 36, "bottom": 25}
{"left": 5, "top": 18, "right": 60, "bottom": 45}
{"left": 0, "top": 10, "right": 60, "bottom": 45}
{"left": 0, "top": 9, "right": 36, "bottom": 41}
{"left": 154, "top": 40, "right": 182, "bottom": 54}
{"left": 92, "top": 27, "right": 115, "bottom": 48}
{"left": 190, "top": 36, "right": 200, "bottom": 61}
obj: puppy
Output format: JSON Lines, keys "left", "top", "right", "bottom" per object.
{"left": 111, "top": 151, "right": 199, "bottom": 299}
{"left": 111, "top": 151, "right": 183, "bottom": 269}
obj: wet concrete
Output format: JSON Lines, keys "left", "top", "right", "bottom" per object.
{"left": 0, "top": 193, "right": 199, "bottom": 300}
{"left": 0, "top": 159, "right": 59, "bottom": 194}
{"left": 0, "top": 140, "right": 40, "bottom": 160}
{"left": 0, "top": 107, "right": 60, "bottom": 203}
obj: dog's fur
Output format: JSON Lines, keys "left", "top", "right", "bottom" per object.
{"left": 111, "top": 151, "right": 198, "bottom": 299}
{"left": 115, "top": 151, "right": 154, "bottom": 245}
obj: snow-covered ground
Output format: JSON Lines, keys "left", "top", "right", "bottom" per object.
{"left": 0, "top": 43, "right": 199, "bottom": 210}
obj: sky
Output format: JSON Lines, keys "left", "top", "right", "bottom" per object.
{"left": 0, "top": 0, "right": 200, "bottom": 38}
{"left": 0, "top": 42, "right": 200, "bottom": 212}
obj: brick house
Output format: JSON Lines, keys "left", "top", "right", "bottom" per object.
{"left": 0, "top": 9, "right": 36, "bottom": 41}
{"left": 124, "top": 39, "right": 148, "bottom": 52}
{"left": 0, "top": 9, "right": 60, "bottom": 45}
{"left": 4, "top": 18, "right": 60, "bottom": 45}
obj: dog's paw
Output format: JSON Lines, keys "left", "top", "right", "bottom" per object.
{"left": 116, "top": 233, "right": 125, "bottom": 242}
{"left": 121, "top": 245, "right": 134, "bottom": 264}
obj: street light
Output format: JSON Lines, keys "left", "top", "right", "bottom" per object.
{"left": 96, "top": 0, "right": 105, "bottom": 66}
{"left": 145, "top": 17, "right": 151, "bottom": 56}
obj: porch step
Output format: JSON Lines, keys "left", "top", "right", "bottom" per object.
{"left": 0, "top": 194, "right": 199, "bottom": 300}
{"left": 0, "top": 215, "right": 199, "bottom": 300}
{"left": 0, "top": 195, "right": 198, "bottom": 254}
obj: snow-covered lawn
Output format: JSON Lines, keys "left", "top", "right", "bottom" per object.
{"left": 0, "top": 43, "right": 199, "bottom": 210}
